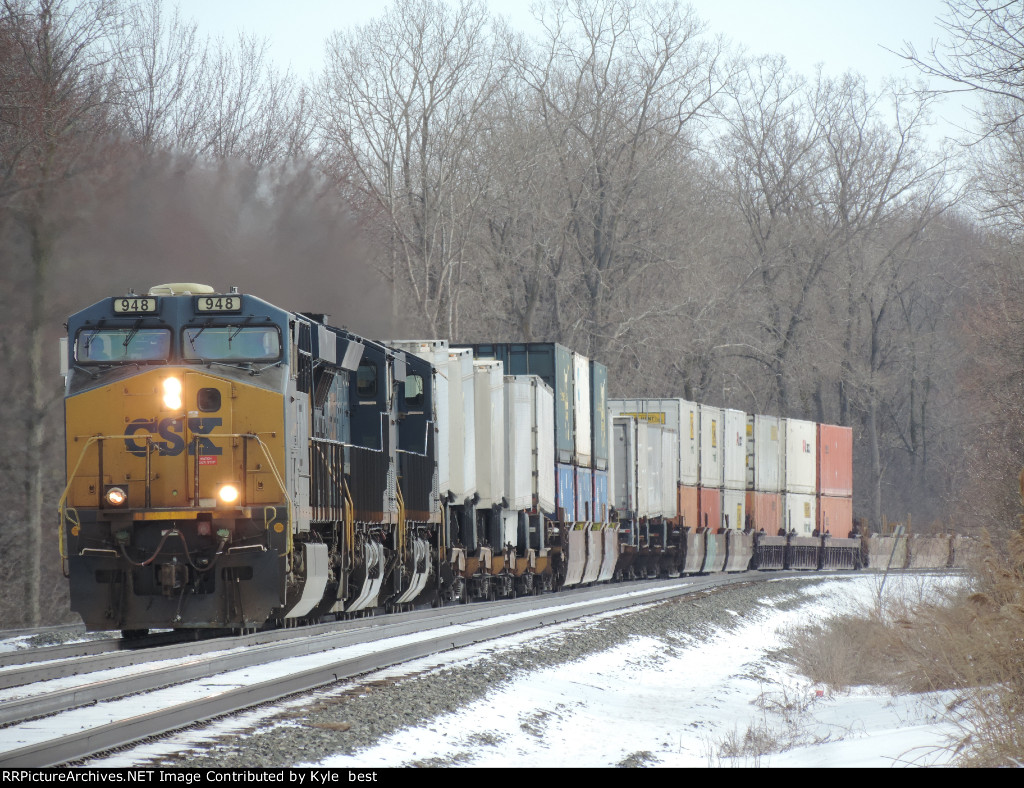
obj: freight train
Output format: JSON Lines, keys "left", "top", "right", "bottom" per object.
{"left": 58, "top": 285, "right": 962, "bottom": 636}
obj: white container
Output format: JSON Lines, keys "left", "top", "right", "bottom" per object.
{"left": 723, "top": 488, "right": 746, "bottom": 531}
{"left": 608, "top": 398, "right": 699, "bottom": 486}
{"left": 722, "top": 408, "right": 747, "bottom": 491}
{"left": 784, "top": 492, "right": 817, "bottom": 535}
{"left": 447, "top": 348, "right": 476, "bottom": 502}
{"left": 783, "top": 418, "right": 817, "bottom": 494}
{"left": 699, "top": 405, "right": 723, "bottom": 488}
{"left": 504, "top": 376, "right": 534, "bottom": 511}
{"left": 606, "top": 409, "right": 616, "bottom": 512}
{"left": 661, "top": 427, "right": 679, "bottom": 518}
{"left": 612, "top": 418, "right": 635, "bottom": 515}
{"left": 573, "top": 352, "right": 592, "bottom": 468}
{"left": 644, "top": 422, "right": 663, "bottom": 517}
{"left": 473, "top": 360, "right": 504, "bottom": 508}
{"left": 388, "top": 340, "right": 449, "bottom": 495}
{"left": 534, "top": 378, "right": 556, "bottom": 513}
{"left": 746, "top": 414, "right": 782, "bottom": 493}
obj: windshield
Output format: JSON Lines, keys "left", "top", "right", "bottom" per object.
{"left": 183, "top": 326, "right": 281, "bottom": 362}
{"left": 76, "top": 328, "right": 171, "bottom": 364}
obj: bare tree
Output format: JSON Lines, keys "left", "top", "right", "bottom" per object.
{"left": 716, "top": 56, "right": 828, "bottom": 415}
{"left": 511, "top": 0, "right": 728, "bottom": 359}
{"left": 316, "top": 0, "right": 506, "bottom": 338}
{"left": 0, "top": 0, "right": 122, "bottom": 625}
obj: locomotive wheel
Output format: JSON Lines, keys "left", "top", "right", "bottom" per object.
{"left": 121, "top": 629, "right": 149, "bottom": 640}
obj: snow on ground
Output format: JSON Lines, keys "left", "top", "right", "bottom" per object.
{"left": 303, "top": 574, "right": 965, "bottom": 768}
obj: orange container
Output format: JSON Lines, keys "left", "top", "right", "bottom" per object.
{"left": 678, "top": 484, "right": 698, "bottom": 533}
{"left": 699, "top": 487, "right": 721, "bottom": 532}
{"left": 746, "top": 491, "right": 782, "bottom": 534}
{"left": 818, "top": 495, "right": 853, "bottom": 536}
{"left": 817, "top": 424, "right": 853, "bottom": 497}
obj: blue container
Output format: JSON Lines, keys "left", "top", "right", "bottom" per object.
{"left": 575, "top": 466, "right": 594, "bottom": 522}
{"left": 557, "top": 463, "right": 576, "bottom": 522}
{"left": 593, "top": 469, "right": 609, "bottom": 523}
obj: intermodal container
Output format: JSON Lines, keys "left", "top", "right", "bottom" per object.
{"left": 723, "top": 488, "right": 745, "bottom": 531}
{"left": 533, "top": 378, "right": 556, "bottom": 515}
{"left": 593, "top": 469, "right": 610, "bottom": 522}
{"left": 783, "top": 418, "right": 817, "bottom": 495}
{"left": 644, "top": 421, "right": 664, "bottom": 517}
{"left": 746, "top": 491, "right": 782, "bottom": 534}
{"left": 447, "top": 348, "right": 477, "bottom": 502}
{"left": 746, "top": 414, "right": 782, "bottom": 493}
{"left": 722, "top": 408, "right": 747, "bottom": 491}
{"left": 660, "top": 427, "right": 679, "bottom": 520}
{"left": 784, "top": 492, "right": 817, "bottom": 535}
{"left": 699, "top": 405, "right": 723, "bottom": 489}
{"left": 575, "top": 466, "right": 594, "bottom": 522}
{"left": 699, "top": 486, "right": 721, "bottom": 533}
{"left": 557, "top": 462, "right": 576, "bottom": 522}
{"left": 473, "top": 360, "right": 504, "bottom": 508}
{"left": 608, "top": 398, "right": 699, "bottom": 486}
{"left": 503, "top": 375, "right": 533, "bottom": 512}
{"left": 590, "top": 361, "right": 609, "bottom": 471}
{"left": 678, "top": 484, "right": 698, "bottom": 533}
{"left": 573, "top": 352, "right": 592, "bottom": 468}
{"left": 817, "top": 424, "right": 853, "bottom": 497}
{"left": 612, "top": 417, "right": 638, "bottom": 516}
{"left": 465, "top": 343, "right": 575, "bottom": 466}
{"left": 818, "top": 495, "right": 853, "bottom": 536}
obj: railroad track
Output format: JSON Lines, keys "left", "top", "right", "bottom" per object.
{"left": 0, "top": 571, "right": 840, "bottom": 767}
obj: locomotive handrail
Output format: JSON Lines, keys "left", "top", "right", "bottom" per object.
{"left": 56, "top": 431, "right": 295, "bottom": 558}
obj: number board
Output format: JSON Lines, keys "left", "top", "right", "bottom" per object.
{"left": 196, "top": 295, "right": 242, "bottom": 312}
{"left": 113, "top": 297, "right": 157, "bottom": 314}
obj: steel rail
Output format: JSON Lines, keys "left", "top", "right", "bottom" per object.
{"left": 0, "top": 571, "right": 798, "bottom": 767}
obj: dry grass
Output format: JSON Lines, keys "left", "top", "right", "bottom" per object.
{"left": 779, "top": 530, "right": 1024, "bottom": 767}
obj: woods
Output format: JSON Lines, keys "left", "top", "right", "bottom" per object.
{"left": 0, "top": 0, "right": 1020, "bottom": 627}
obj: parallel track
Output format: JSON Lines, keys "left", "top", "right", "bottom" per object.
{"left": 0, "top": 571, "right": 848, "bottom": 767}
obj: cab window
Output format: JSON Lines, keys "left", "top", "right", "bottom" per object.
{"left": 404, "top": 374, "right": 424, "bottom": 409}
{"left": 183, "top": 326, "right": 281, "bottom": 361}
{"left": 357, "top": 362, "right": 378, "bottom": 400}
{"left": 76, "top": 328, "right": 170, "bottom": 363}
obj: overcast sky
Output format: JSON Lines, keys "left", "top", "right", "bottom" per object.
{"left": 173, "top": 0, "right": 975, "bottom": 139}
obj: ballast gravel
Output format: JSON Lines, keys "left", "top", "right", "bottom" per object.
{"left": 151, "top": 577, "right": 831, "bottom": 769}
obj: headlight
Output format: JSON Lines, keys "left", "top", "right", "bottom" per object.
{"left": 162, "top": 377, "right": 182, "bottom": 410}
{"left": 105, "top": 486, "right": 128, "bottom": 507}
{"left": 218, "top": 484, "right": 240, "bottom": 504}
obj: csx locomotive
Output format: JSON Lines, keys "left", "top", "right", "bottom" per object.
{"left": 59, "top": 285, "right": 959, "bottom": 637}
{"left": 60, "top": 284, "right": 459, "bottom": 635}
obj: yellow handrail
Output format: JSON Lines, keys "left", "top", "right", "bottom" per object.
{"left": 57, "top": 431, "right": 295, "bottom": 556}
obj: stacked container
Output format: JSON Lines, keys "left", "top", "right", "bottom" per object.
{"left": 591, "top": 361, "right": 610, "bottom": 522}
{"left": 446, "top": 348, "right": 477, "bottom": 505}
{"left": 746, "top": 414, "right": 782, "bottom": 534}
{"left": 722, "top": 408, "right": 747, "bottom": 530}
{"left": 503, "top": 375, "right": 556, "bottom": 518}
{"left": 699, "top": 405, "right": 723, "bottom": 532}
{"left": 472, "top": 360, "right": 504, "bottom": 509}
{"left": 782, "top": 418, "right": 817, "bottom": 535}
{"left": 609, "top": 398, "right": 691, "bottom": 530}
{"left": 464, "top": 343, "right": 609, "bottom": 525}
{"left": 817, "top": 424, "right": 854, "bottom": 536}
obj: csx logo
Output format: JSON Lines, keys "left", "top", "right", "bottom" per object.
{"left": 124, "top": 417, "right": 223, "bottom": 457}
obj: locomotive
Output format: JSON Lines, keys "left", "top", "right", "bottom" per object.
{"left": 58, "top": 285, "right": 955, "bottom": 637}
